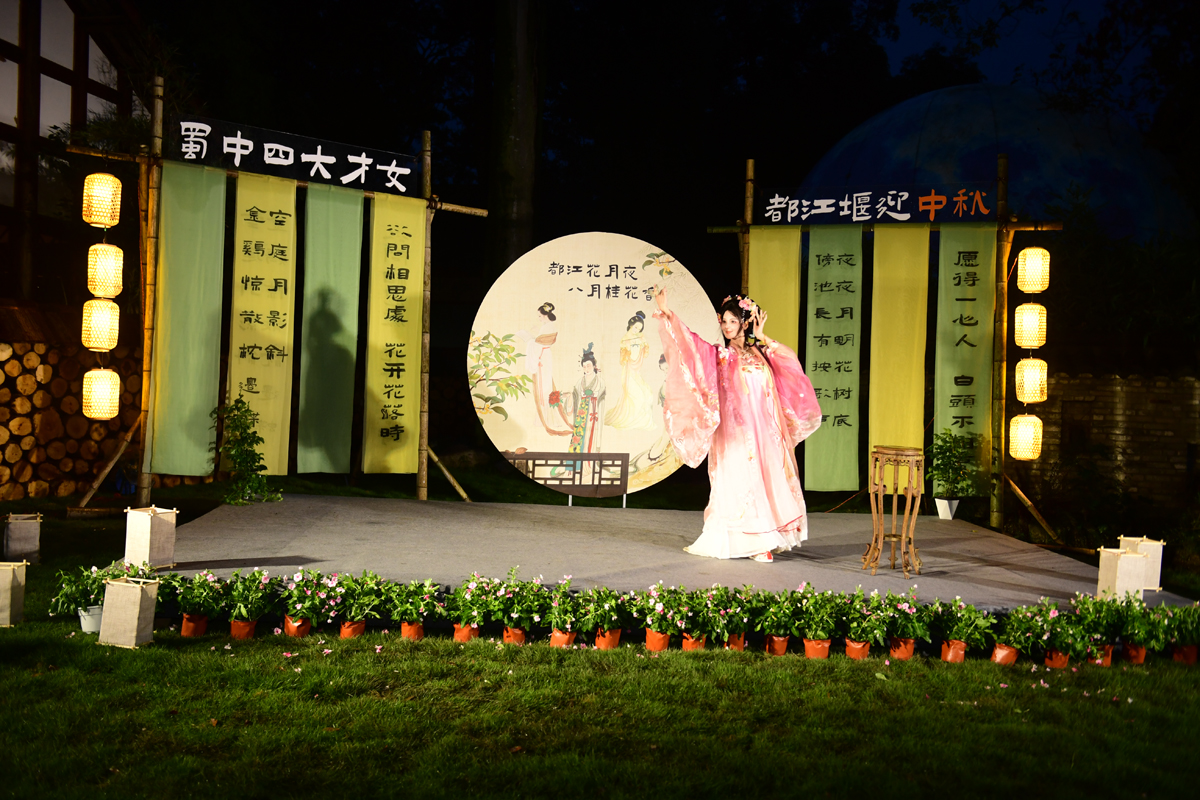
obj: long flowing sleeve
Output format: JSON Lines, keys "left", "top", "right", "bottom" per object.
{"left": 764, "top": 342, "right": 823, "bottom": 446}
{"left": 655, "top": 310, "right": 720, "bottom": 468}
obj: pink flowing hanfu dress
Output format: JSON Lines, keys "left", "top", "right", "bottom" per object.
{"left": 656, "top": 310, "right": 823, "bottom": 558}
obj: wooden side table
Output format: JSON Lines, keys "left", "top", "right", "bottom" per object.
{"left": 864, "top": 445, "right": 924, "bottom": 578}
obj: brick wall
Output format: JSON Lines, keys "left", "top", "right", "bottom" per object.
{"left": 1022, "top": 373, "right": 1200, "bottom": 507}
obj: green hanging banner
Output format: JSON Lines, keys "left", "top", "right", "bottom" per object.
{"left": 933, "top": 223, "right": 996, "bottom": 491}
{"left": 803, "top": 225, "right": 863, "bottom": 491}
{"left": 149, "top": 162, "right": 227, "bottom": 476}
{"left": 297, "top": 184, "right": 364, "bottom": 473}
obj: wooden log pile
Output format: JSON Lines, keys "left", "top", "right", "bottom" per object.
{"left": 0, "top": 341, "right": 144, "bottom": 501}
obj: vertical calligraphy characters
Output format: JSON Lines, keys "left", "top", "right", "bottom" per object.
{"left": 803, "top": 227, "right": 864, "bottom": 491}
{"left": 934, "top": 225, "right": 997, "bottom": 452}
{"left": 760, "top": 184, "right": 994, "bottom": 225}
{"left": 362, "top": 194, "right": 427, "bottom": 473}
{"left": 227, "top": 175, "right": 299, "bottom": 475}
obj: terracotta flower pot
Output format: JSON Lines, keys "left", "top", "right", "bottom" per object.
{"left": 764, "top": 635, "right": 789, "bottom": 656}
{"left": 1173, "top": 644, "right": 1197, "bottom": 665}
{"left": 229, "top": 619, "right": 257, "bottom": 640}
{"left": 1092, "top": 644, "right": 1114, "bottom": 667}
{"left": 1044, "top": 649, "right": 1069, "bottom": 669}
{"left": 453, "top": 622, "right": 479, "bottom": 643}
{"left": 725, "top": 632, "right": 745, "bottom": 652}
{"left": 991, "top": 643, "right": 1019, "bottom": 665}
{"left": 1123, "top": 643, "right": 1147, "bottom": 664}
{"left": 845, "top": 639, "right": 870, "bottom": 660}
{"left": 682, "top": 632, "right": 706, "bottom": 651}
{"left": 803, "top": 638, "right": 830, "bottom": 659}
{"left": 181, "top": 613, "right": 208, "bottom": 638}
{"left": 594, "top": 628, "right": 622, "bottom": 650}
{"left": 503, "top": 626, "right": 527, "bottom": 645}
{"left": 550, "top": 629, "right": 576, "bottom": 648}
{"left": 340, "top": 620, "right": 367, "bottom": 639}
{"left": 284, "top": 615, "right": 312, "bottom": 638}
{"left": 400, "top": 621, "right": 425, "bottom": 641}
{"left": 889, "top": 637, "right": 916, "bottom": 661}
{"left": 645, "top": 629, "right": 670, "bottom": 652}
{"left": 940, "top": 639, "right": 967, "bottom": 663}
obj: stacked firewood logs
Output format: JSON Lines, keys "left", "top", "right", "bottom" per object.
{"left": 0, "top": 341, "right": 142, "bottom": 500}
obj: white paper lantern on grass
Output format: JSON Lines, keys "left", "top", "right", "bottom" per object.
{"left": 82, "top": 368, "right": 121, "bottom": 420}
{"left": 1009, "top": 414, "right": 1043, "bottom": 461}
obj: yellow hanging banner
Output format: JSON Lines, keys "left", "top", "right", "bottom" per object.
{"left": 227, "top": 174, "right": 298, "bottom": 475}
{"left": 868, "top": 223, "right": 930, "bottom": 454}
{"left": 362, "top": 194, "right": 427, "bottom": 473}
{"left": 747, "top": 226, "right": 802, "bottom": 354}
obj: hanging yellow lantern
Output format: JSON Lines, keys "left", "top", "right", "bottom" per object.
{"left": 82, "top": 172, "right": 121, "bottom": 228}
{"left": 1015, "top": 357, "right": 1048, "bottom": 403}
{"left": 81, "top": 298, "right": 120, "bottom": 352}
{"left": 1014, "top": 303, "right": 1046, "bottom": 348}
{"left": 87, "top": 243, "right": 123, "bottom": 298}
{"left": 1017, "top": 247, "right": 1050, "bottom": 293}
{"left": 82, "top": 368, "right": 121, "bottom": 420}
{"left": 1010, "top": 414, "right": 1043, "bottom": 461}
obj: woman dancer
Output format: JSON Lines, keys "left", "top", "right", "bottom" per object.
{"left": 655, "top": 289, "right": 822, "bottom": 562}
{"left": 515, "top": 302, "right": 572, "bottom": 436}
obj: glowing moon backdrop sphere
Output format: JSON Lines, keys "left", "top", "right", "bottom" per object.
{"left": 469, "top": 232, "right": 720, "bottom": 496}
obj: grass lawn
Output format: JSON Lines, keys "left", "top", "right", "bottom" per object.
{"left": 3, "top": 467, "right": 1199, "bottom": 796}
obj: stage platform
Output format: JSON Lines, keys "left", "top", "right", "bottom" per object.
{"left": 173, "top": 494, "right": 1191, "bottom": 611}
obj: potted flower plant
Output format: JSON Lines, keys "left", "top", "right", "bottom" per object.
{"left": 577, "top": 586, "right": 632, "bottom": 650}
{"left": 754, "top": 589, "right": 798, "bottom": 655}
{"left": 1024, "top": 598, "right": 1084, "bottom": 667}
{"left": 167, "top": 570, "right": 227, "bottom": 637}
{"left": 992, "top": 606, "right": 1038, "bottom": 665}
{"left": 843, "top": 588, "right": 887, "bottom": 659}
{"left": 49, "top": 561, "right": 153, "bottom": 632}
{"left": 337, "top": 570, "right": 387, "bottom": 638}
{"left": 1071, "top": 593, "right": 1123, "bottom": 666}
{"left": 280, "top": 569, "right": 325, "bottom": 637}
{"left": 544, "top": 575, "right": 576, "bottom": 647}
{"left": 703, "top": 584, "right": 754, "bottom": 651}
{"left": 882, "top": 588, "right": 930, "bottom": 660}
{"left": 679, "top": 587, "right": 727, "bottom": 651}
{"left": 447, "top": 573, "right": 493, "bottom": 642}
{"left": 925, "top": 429, "right": 987, "bottom": 520}
{"left": 226, "top": 568, "right": 279, "bottom": 639}
{"left": 931, "top": 596, "right": 995, "bottom": 662}
{"left": 638, "top": 582, "right": 682, "bottom": 652}
{"left": 1165, "top": 603, "right": 1199, "bottom": 665}
{"left": 794, "top": 583, "right": 840, "bottom": 658}
{"left": 385, "top": 578, "right": 443, "bottom": 641}
{"left": 1118, "top": 594, "right": 1167, "bottom": 664}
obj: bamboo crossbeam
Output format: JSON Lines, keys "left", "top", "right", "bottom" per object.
{"left": 65, "top": 143, "right": 142, "bottom": 162}
{"left": 430, "top": 198, "right": 488, "bottom": 217}
{"left": 1004, "top": 472, "right": 1064, "bottom": 545}
{"left": 428, "top": 446, "right": 471, "bottom": 502}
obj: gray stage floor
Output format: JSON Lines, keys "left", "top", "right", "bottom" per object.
{"left": 173, "top": 494, "right": 1191, "bottom": 611}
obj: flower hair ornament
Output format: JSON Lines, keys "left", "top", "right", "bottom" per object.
{"left": 722, "top": 293, "right": 763, "bottom": 346}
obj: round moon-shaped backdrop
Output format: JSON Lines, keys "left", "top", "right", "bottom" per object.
{"left": 469, "top": 232, "right": 720, "bottom": 496}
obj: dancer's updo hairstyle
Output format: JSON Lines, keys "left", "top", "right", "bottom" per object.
{"left": 538, "top": 302, "right": 557, "bottom": 322}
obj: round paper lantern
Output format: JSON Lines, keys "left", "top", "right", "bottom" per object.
{"left": 1014, "top": 303, "right": 1046, "bottom": 348}
{"left": 87, "top": 243, "right": 123, "bottom": 298}
{"left": 82, "top": 172, "right": 121, "bottom": 228}
{"left": 1017, "top": 247, "right": 1050, "bottom": 293}
{"left": 82, "top": 368, "right": 121, "bottom": 420}
{"left": 81, "top": 298, "right": 120, "bottom": 352}
{"left": 1015, "top": 357, "right": 1048, "bottom": 403}
{"left": 1010, "top": 414, "right": 1043, "bottom": 461}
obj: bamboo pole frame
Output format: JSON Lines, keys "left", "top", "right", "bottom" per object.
{"left": 417, "top": 131, "right": 433, "bottom": 500}
{"left": 739, "top": 159, "right": 754, "bottom": 295}
{"left": 991, "top": 153, "right": 1010, "bottom": 531}
{"left": 135, "top": 76, "right": 164, "bottom": 507}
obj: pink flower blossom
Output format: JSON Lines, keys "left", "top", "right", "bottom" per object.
{"left": 375, "top": 645, "right": 383, "bottom": 653}
{"left": 284, "top": 652, "right": 295, "bottom": 657}
{"left": 322, "top": 649, "right": 332, "bottom": 656}
{"left": 273, "top": 627, "right": 282, "bottom": 635}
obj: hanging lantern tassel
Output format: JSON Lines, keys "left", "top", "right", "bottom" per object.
{"left": 83, "top": 368, "right": 121, "bottom": 420}
{"left": 1015, "top": 357, "right": 1048, "bottom": 404}
{"left": 1014, "top": 303, "right": 1047, "bottom": 349}
{"left": 87, "top": 243, "right": 123, "bottom": 298}
{"left": 81, "top": 298, "right": 120, "bottom": 352}
{"left": 1017, "top": 247, "right": 1050, "bottom": 293}
{"left": 1010, "top": 414, "right": 1043, "bottom": 461}
{"left": 82, "top": 172, "right": 122, "bottom": 228}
